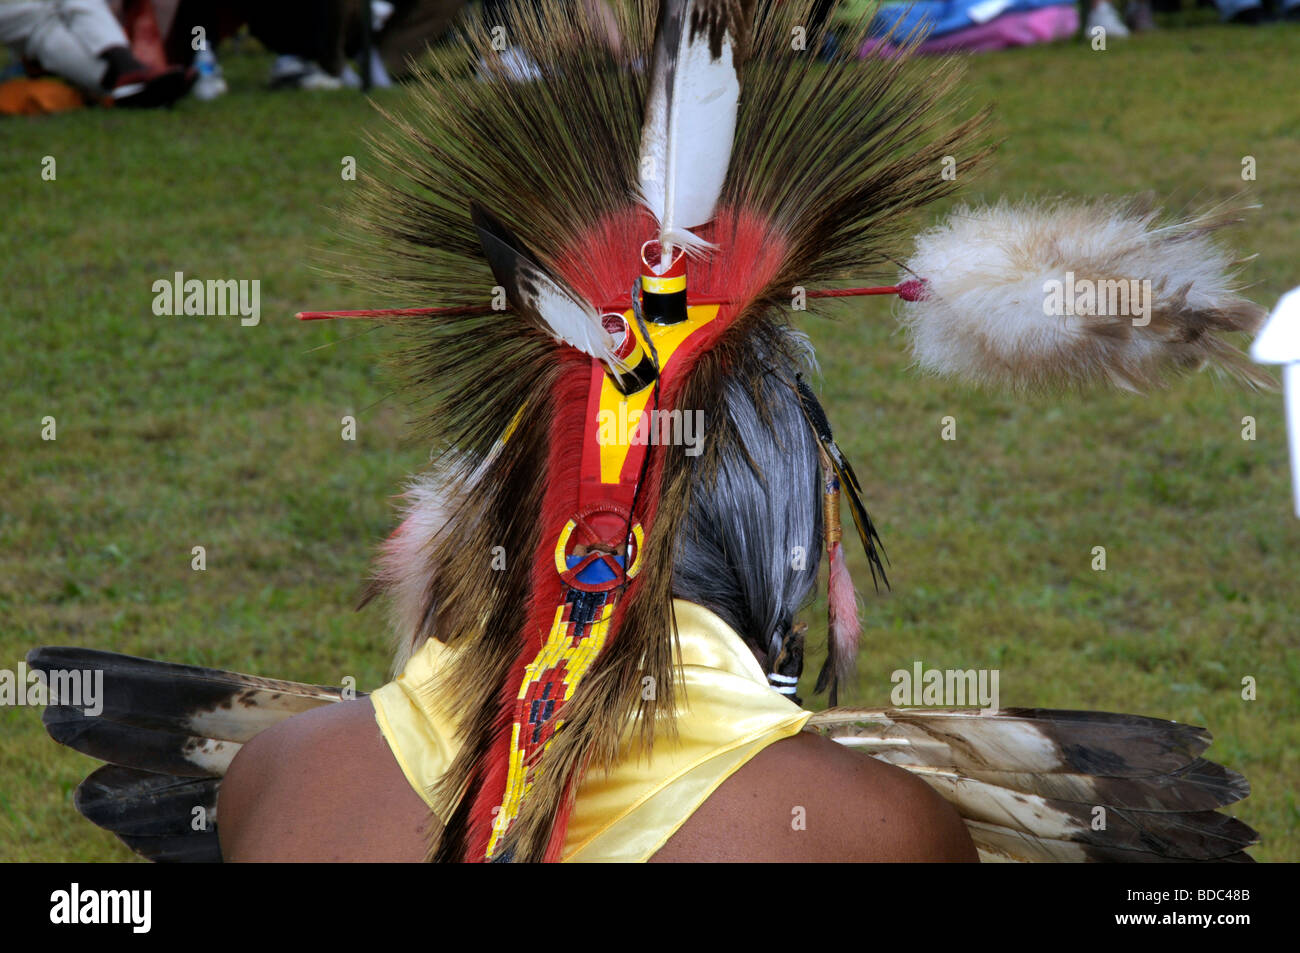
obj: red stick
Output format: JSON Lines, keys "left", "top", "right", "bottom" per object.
{"left": 295, "top": 280, "right": 929, "bottom": 321}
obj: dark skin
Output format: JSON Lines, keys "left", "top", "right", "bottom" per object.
{"left": 218, "top": 699, "right": 978, "bottom": 862}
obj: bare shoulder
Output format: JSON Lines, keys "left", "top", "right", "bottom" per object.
{"left": 651, "top": 729, "right": 978, "bottom": 862}
{"left": 218, "top": 710, "right": 974, "bottom": 863}
{"left": 217, "top": 698, "right": 434, "bottom": 862}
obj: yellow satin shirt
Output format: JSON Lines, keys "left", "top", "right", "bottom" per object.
{"left": 371, "top": 599, "right": 811, "bottom": 862}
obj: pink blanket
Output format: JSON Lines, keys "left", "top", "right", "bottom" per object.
{"left": 861, "top": 6, "right": 1080, "bottom": 56}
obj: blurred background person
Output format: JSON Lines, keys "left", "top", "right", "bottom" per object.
{"left": 0, "top": 0, "right": 185, "bottom": 104}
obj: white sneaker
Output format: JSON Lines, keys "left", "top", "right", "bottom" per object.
{"left": 296, "top": 64, "right": 343, "bottom": 91}
{"left": 1086, "top": 1, "right": 1131, "bottom": 37}
{"left": 269, "top": 54, "right": 309, "bottom": 88}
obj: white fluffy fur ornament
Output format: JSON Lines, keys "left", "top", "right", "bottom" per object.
{"left": 898, "top": 198, "right": 1273, "bottom": 392}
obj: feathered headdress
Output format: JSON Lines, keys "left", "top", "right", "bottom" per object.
{"left": 312, "top": 0, "right": 988, "bottom": 862}
{"left": 298, "top": 0, "right": 1265, "bottom": 862}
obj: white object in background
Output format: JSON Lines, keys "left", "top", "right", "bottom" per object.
{"left": 1251, "top": 287, "right": 1300, "bottom": 517}
{"left": 1086, "top": 1, "right": 1131, "bottom": 37}
{"left": 269, "top": 54, "right": 308, "bottom": 87}
{"left": 372, "top": 0, "right": 396, "bottom": 31}
{"left": 346, "top": 50, "right": 393, "bottom": 89}
{"left": 297, "top": 65, "right": 344, "bottom": 91}
{"left": 368, "top": 49, "right": 392, "bottom": 88}
{"left": 968, "top": 0, "right": 1012, "bottom": 24}
{"left": 193, "top": 48, "right": 228, "bottom": 101}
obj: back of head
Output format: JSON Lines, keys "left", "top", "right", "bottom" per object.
{"left": 673, "top": 329, "right": 823, "bottom": 665}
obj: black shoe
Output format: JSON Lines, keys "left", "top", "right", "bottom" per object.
{"left": 112, "top": 66, "right": 188, "bottom": 108}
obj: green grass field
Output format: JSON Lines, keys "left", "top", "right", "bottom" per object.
{"left": 2, "top": 23, "right": 1298, "bottom": 862}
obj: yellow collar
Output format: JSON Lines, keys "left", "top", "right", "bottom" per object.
{"left": 370, "top": 599, "right": 811, "bottom": 862}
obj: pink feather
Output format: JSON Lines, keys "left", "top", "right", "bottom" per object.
{"left": 827, "top": 541, "right": 861, "bottom": 682}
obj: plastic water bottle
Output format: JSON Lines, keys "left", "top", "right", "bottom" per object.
{"left": 195, "top": 49, "right": 216, "bottom": 80}
{"left": 193, "top": 48, "right": 227, "bottom": 101}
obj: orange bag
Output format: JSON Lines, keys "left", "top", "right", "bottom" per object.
{"left": 0, "top": 78, "right": 87, "bottom": 116}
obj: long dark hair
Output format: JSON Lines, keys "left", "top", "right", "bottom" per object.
{"left": 672, "top": 328, "right": 823, "bottom": 666}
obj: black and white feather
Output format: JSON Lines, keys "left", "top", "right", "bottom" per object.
{"left": 29, "top": 641, "right": 1258, "bottom": 863}
{"left": 809, "top": 706, "right": 1258, "bottom": 862}
{"left": 638, "top": 0, "right": 749, "bottom": 259}
{"left": 27, "top": 646, "right": 348, "bottom": 862}
{"left": 470, "top": 202, "right": 619, "bottom": 364}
